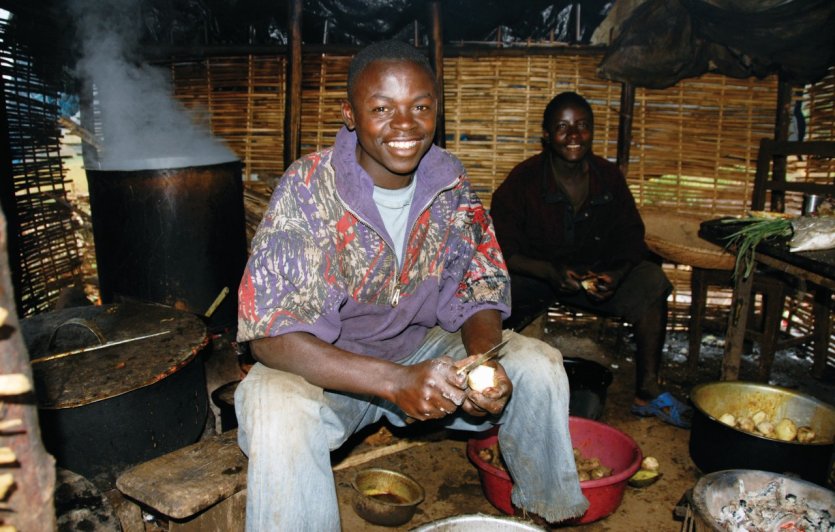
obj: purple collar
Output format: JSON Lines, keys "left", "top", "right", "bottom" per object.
{"left": 331, "top": 127, "right": 463, "bottom": 227}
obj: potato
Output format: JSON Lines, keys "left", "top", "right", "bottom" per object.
{"left": 719, "top": 413, "right": 736, "bottom": 426}
{"left": 751, "top": 410, "right": 768, "bottom": 425}
{"left": 467, "top": 365, "right": 497, "bottom": 392}
{"left": 796, "top": 426, "right": 816, "bottom": 443}
{"left": 737, "top": 417, "right": 755, "bottom": 433}
{"left": 756, "top": 421, "right": 774, "bottom": 437}
{"left": 577, "top": 458, "right": 600, "bottom": 472}
{"left": 591, "top": 466, "right": 612, "bottom": 479}
{"left": 774, "top": 418, "right": 798, "bottom": 442}
{"left": 641, "top": 456, "right": 660, "bottom": 472}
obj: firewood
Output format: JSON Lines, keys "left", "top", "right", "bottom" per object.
{"left": 0, "top": 473, "right": 14, "bottom": 499}
{"left": 0, "top": 375, "right": 30, "bottom": 396}
{"left": 0, "top": 448, "right": 16, "bottom": 465}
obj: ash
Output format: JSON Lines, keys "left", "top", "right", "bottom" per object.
{"left": 717, "top": 478, "right": 833, "bottom": 531}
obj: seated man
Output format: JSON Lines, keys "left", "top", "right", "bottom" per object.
{"left": 234, "top": 41, "right": 588, "bottom": 530}
{"left": 490, "top": 91, "right": 690, "bottom": 428}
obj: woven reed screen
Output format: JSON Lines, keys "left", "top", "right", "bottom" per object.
{"left": 443, "top": 52, "right": 620, "bottom": 208}
{"left": 170, "top": 55, "right": 286, "bottom": 183}
{"left": 300, "top": 54, "right": 351, "bottom": 156}
{"left": 630, "top": 75, "right": 779, "bottom": 217}
{"left": 805, "top": 67, "right": 835, "bottom": 142}
{"left": 1, "top": 18, "right": 82, "bottom": 316}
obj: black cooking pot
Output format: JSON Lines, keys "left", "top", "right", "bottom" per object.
{"left": 85, "top": 158, "right": 248, "bottom": 330}
{"left": 689, "top": 381, "right": 835, "bottom": 487}
{"left": 21, "top": 303, "right": 209, "bottom": 489}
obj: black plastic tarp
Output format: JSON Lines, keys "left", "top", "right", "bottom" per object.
{"left": 597, "top": 0, "right": 835, "bottom": 88}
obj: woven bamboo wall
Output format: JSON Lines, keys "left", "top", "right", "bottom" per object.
{"left": 300, "top": 54, "right": 352, "bottom": 156}
{"left": 443, "top": 53, "right": 620, "bottom": 207}
{"left": 168, "top": 50, "right": 786, "bottom": 221}
{"left": 170, "top": 55, "right": 286, "bottom": 183}
{"left": 630, "top": 75, "right": 779, "bottom": 217}
{"left": 806, "top": 67, "right": 835, "bottom": 142}
{"left": 1, "top": 17, "right": 83, "bottom": 316}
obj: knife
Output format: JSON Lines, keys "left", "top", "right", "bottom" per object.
{"left": 456, "top": 338, "right": 510, "bottom": 376}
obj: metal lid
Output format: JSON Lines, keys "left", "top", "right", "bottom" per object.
{"left": 21, "top": 303, "right": 208, "bottom": 409}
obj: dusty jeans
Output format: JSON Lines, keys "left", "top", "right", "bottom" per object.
{"left": 235, "top": 328, "right": 588, "bottom": 531}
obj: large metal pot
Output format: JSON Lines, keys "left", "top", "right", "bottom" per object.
{"left": 689, "top": 469, "right": 835, "bottom": 531}
{"left": 85, "top": 158, "right": 248, "bottom": 329}
{"left": 689, "top": 381, "right": 835, "bottom": 487}
{"left": 21, "top": 302, "right": 209, "bottom": 489}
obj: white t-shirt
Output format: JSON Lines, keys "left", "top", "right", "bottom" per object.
{"left": 373, "top": 178, "right": 417, "bottom": 265}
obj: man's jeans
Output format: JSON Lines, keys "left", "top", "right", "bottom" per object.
{"left": 235, "top": 328, "right": 588, "bottom": 530}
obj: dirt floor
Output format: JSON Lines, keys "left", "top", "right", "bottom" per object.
{"left": 312, "top": 316, "right": 834, "bottom": 532}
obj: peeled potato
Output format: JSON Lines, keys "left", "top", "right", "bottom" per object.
{"left": 756, "top": 421, "right": 775, "bottom": 437}
{"left": 468, "top": 365, "right": 497, "bottom": 392}
{"left": 751, "top": 410, "right": 768, "bottom": 425}
{"left": 774, "top": 418, "right": 798, "bottom": 442}
{"left": 641, "top": 456, "right": 660, "bottom": 472}
{"left": 796, "top": 426, "right": 816, "bottom": 443}
{"left": 591, "top": 466, "right": 612, "bottom": 479}
{"left": 719, "top": 413, "right": 736, "bottom": 426}
{"left": 737, "top": 417, "right": 755, "bottom": 433}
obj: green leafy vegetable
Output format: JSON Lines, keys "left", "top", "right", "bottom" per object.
{"left": 721, "top": 218, "right": 793, "bottom": 279}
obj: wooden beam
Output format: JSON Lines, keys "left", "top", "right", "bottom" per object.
{"left": 283, "top": 0, "right": 303, "bottom": 169}
{"left": 428, "top": 0, "right": 446, "bottom": 148}
{"left": 142, "top": 43, "right": 606, "bottom": 63}
{"left": 769, "top": 76, "right": 793, "bottom": 212}
{"left": 616, "top": 82, "right": 634, "bottom": 178}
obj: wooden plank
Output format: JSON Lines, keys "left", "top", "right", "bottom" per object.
{"left": 721, "top": 263, "right": 756, "bottom": 380}
{"left": 116, "top": 430, "right": 247, "bottom": 520}
{"left": 169, "top": 490, "right": 246, "bottom": 532}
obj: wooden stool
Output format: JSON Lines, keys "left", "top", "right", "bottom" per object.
{"left": 116, "top": 430, "right": 247, "bottom": 531}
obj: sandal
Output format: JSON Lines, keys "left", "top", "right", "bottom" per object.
{"left": 631, "top": 392, "right": 692, "bottom": 429}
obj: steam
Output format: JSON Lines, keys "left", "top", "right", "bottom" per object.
{"left": 69, "top": 0, "right": 236, "bottom": 170}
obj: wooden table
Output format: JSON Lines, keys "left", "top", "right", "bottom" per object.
{"left": 699, "top": 219, "right": 835, "bottom": 380}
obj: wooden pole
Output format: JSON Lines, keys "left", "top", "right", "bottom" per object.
{"left": 283, "top": 0, "right": 303, "bottom": 169}
{"left": 0, "top": 209, "right": 57, "bottom": 530}
{"left": 616, "top": 82, "right": 634, "bottom": 178}
{"left": 770, "top": 76, "right": 793, "bottom": 212}
{"left": 428, "top": 0, "right": 446, "bottom": 148}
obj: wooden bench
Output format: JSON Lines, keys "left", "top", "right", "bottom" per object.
{"left": 115, "top": 430, "right": 248, "bottom": 532}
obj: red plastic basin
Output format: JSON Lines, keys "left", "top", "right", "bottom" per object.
{"left": 466, "top": 417, "right": 642, "bottom": 524}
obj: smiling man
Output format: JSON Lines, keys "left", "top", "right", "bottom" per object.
{"left": 234, "top": 41, "right": 587, "bottom": 530}
{"left": 491, "top": 91, "right": 691, "bottom": 429}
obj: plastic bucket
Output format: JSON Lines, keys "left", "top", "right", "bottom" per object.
{"left": 467, "top": 417, "right": 642, "bottom": 524}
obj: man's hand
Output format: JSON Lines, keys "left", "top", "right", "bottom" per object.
{"left": 584, "top": 270, "right": 625, "bottom": 301}
{"left": 548, "top": 264, "right": 583, "bottom": 293}
{"left": 455, "top": 357, "right": 512, "bottom": 417}
{"left": 388, "top": 356, "right": 469, "bottom": 421}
